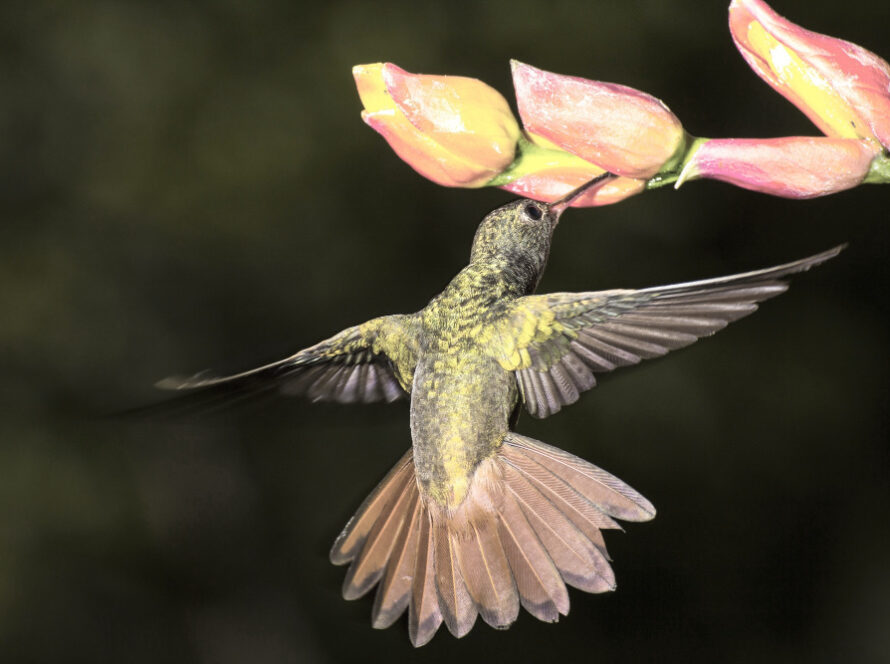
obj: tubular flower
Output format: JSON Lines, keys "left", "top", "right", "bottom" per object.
{"left": 353, "top": 63, "right": 521, "bottom": 187}
{"left": 494, "top": 133, "right": 646, "bottom": 206}
{"left": 729, "top": 0, "right": 890, "bottom": 149}
{"left": 676, "top": 136, "right": 879, "bottom": 198}
{"left": 510, "top": 60, "right": 686, "bottom": 179}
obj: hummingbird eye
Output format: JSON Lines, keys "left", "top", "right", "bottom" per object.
{"left": 523, "top": 203, "right": 543, "bottom": 221}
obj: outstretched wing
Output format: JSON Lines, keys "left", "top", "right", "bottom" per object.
{"left": 482, "top": 246, "right": 843, "bottom": 418}
{"left": 154, "top": 314, "right": 416, "bottom": 412}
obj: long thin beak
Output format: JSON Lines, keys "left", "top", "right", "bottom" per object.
{"left": 549, "top": 172, "right": 616, "bottom": 220}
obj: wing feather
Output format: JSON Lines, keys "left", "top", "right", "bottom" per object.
{"left": 150, "top": 315, "right": 415, "bottom": 412}
{"left": 484, "top": 247, "right": 842, "bottom": 419}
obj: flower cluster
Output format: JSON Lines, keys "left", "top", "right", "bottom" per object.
{"left": 354, "top": 0, "right": 889, "bottom": 205}
{"left": 681, "top": 0, "right": 890, "bottom": 197}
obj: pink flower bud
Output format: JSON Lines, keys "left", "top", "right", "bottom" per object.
{"left": 511, "top": 60, "right": 685, "bottom": 179}
{"left": 729, "top": 0, "right": 890, "bottom": 149}
{"left": 677, "top": 136, "right": 878, "bottom": 198}
{"left": 353, "top": 63, "right": 521, "bottom": 187}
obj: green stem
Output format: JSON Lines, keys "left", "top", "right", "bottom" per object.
{"left": 864, "top": 149, "right": 890, "bottom": 184}
{"left": 646, "top": 134, "right": 709, "bottom": 189}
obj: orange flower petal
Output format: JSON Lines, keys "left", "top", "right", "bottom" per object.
{"left": 354, "top": 63, "right": 520, "bottom": 187}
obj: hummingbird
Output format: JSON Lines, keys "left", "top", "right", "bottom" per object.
{"left": 158, "top": 174, "right": 842, "bottom": 646}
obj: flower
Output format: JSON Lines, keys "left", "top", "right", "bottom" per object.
{"left": 353, "top": 62, "right": 656, "bottom": 205}
{"left": 676, "top": 136, "right": 879, "bottom": 198}
{"left": 492, "top": 133, "right": 646, "bottom": 206}
{"left": 510, "top": 60, "right": 685, "bottom": 179}
{"left": 353, "top": 63, "right": 521, "bottom": 187}
{"left": 729, "top": 0, "right": 890, "bottom": 149}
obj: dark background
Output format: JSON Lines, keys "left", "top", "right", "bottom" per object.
{"left": 2, "top": 1, "right": 888, "bottom": 662}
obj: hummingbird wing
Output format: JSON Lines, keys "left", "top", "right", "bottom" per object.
{"left": 483, "top": 246, "right": 843, "bottom": 418}
{"left": 151, "top": 314, "right": 414, "bottom": 412}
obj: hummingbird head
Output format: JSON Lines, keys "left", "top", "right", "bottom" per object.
{"left": 468, "top": 173, "right": 614, "bottom": 288}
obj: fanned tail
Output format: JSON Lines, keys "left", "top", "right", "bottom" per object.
{"left": 330, "top": 433, "right": 654, "bottom": 646}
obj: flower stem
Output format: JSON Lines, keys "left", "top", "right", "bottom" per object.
{"left": 864, "top": 150, "right": 890, "bottom": 184}
{"left": 646, "top": 134, "right": 708, "bottom": 189}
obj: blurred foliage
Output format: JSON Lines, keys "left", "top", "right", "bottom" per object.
{"left": 1, "top": 1, "right": 888, "bottom": 662}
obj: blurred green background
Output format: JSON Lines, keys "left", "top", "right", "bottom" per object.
{"left": 1, "top": 0, "right": 888, "bottom": 662}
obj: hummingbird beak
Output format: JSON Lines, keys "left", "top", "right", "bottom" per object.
{"left": 548, "top": 172, "right": 616, "bottom": 224}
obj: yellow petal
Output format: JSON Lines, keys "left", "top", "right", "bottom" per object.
{"left": 745, "top": 22, "right": 861, "bottom": 139}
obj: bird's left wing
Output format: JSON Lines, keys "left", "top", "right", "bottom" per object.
{"left": 481, "top": 247, "right": 842, "bottom": 418}
{"left": 154, "top": 314, "right": 416, "bottom": 411}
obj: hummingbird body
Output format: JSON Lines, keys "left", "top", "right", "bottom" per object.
{"left": 160, "top": 182, "right": 842, "bottom": 646}
{"left": 412, "top": 243, "right": 539, "bottom": 508}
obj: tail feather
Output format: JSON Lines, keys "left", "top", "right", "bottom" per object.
{"left": 502, "top": 462, "right": 615, "bottom": 593}
{"left": 341, "top": 465, "right": 415, "bottom": 600}
{"left": 409, "top": 511, "right": 442, "bottom": 647}
{"left": 506, "top": 435, "right": 656, "bottom": 522}
{"left": 502, "top": 443, "right": 616, "bottom": 555}
{"left": 372, "top": 489, "right": 421, "bottom": 629}
{"left": 330, "top": 450, "right": 414, "bottom": 565}
{"left": 498, "top": 488, "right": 569, "bottom": 621}
{"left": 433, "top": 521, "right": 478, "bottom": 637}
{"left": 332, "top": 435, "right": 653, "bottom": 646}
{"left": 455, "top": 518, "right": 519, "bottom": 628}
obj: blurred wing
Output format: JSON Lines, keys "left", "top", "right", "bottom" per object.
{"left": 153, "top": 315, "right": 414, "bottom": 412}
{"left": 484, "top": 246, "right": 843, "bottom": 418}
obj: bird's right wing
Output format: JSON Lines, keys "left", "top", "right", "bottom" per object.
{"left": 153, "top": 314, "right": 417, "bottom": 411}
{"left": 481, "top": 246, "right": 843, "bottom": 418}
